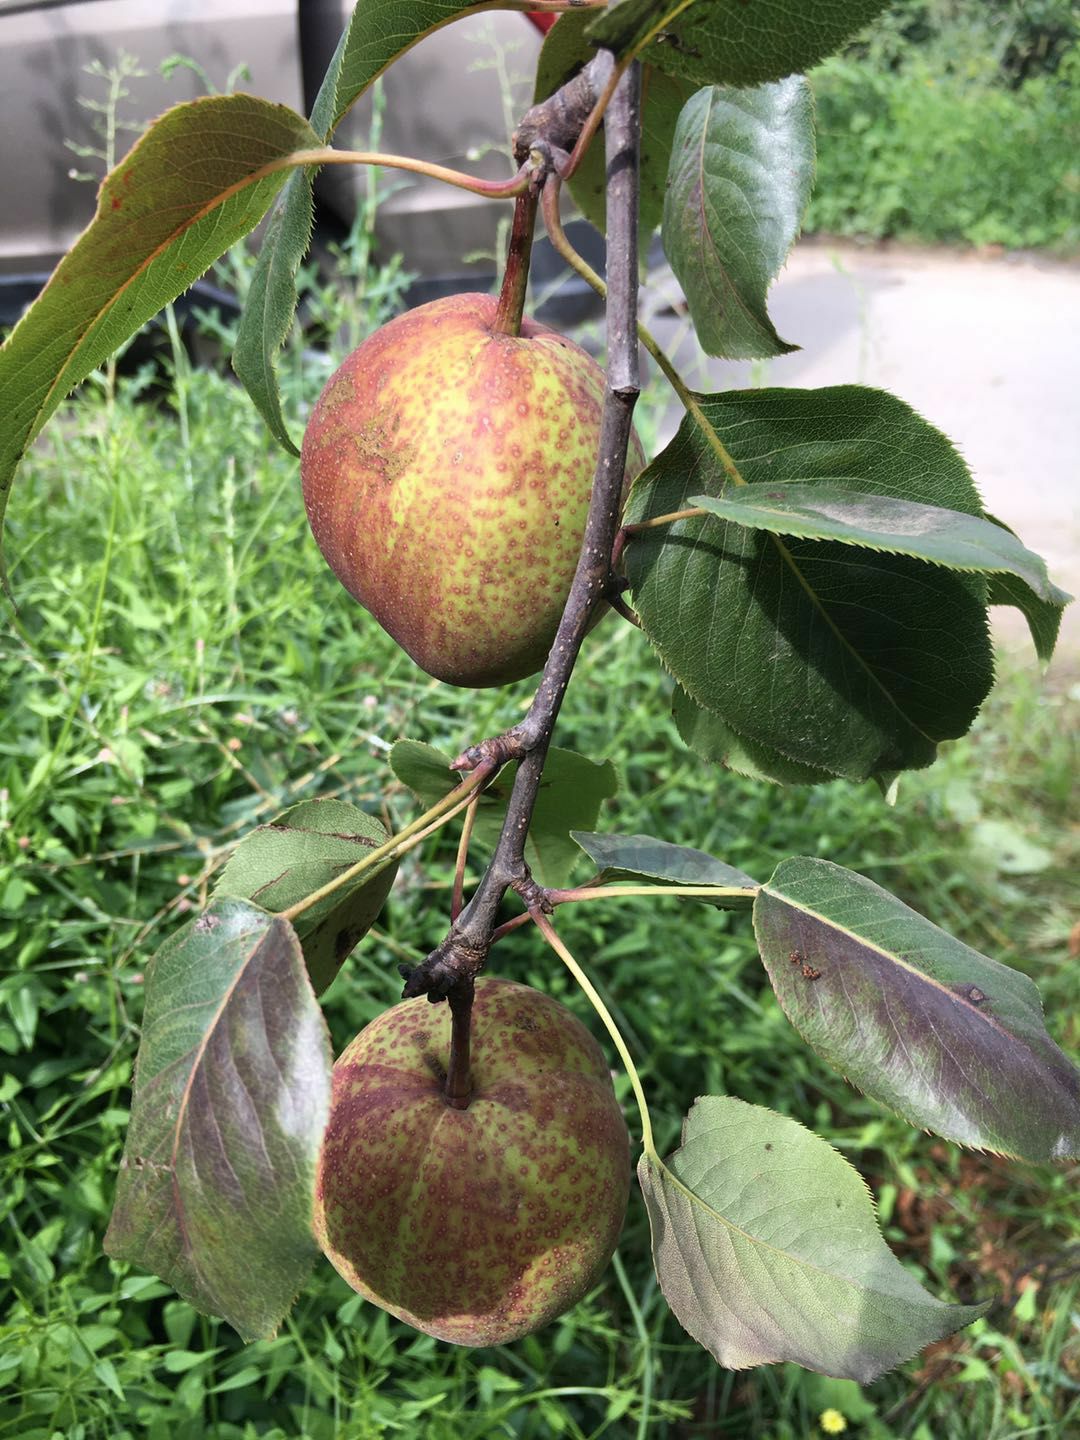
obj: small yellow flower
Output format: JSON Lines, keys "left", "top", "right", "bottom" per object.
{"left": 819, "top": 1410, "right": 848, "bottom": 1436}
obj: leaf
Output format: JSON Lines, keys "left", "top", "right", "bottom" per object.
{"left": 389, "top": 739, "right": 462, "bottom": 808}
{"left": 213, "top": 798, "right": 398, "bottom": 995}
{"left": 983, "top": 514, "right": 1068, "bottom": 664}
{"left": 638, "top": 1095, "right": 987, "bottom": 1382}
{"left": 534, "top": 12, "right": 694, "bottom": 246}
{"left": 231, "top": 172, "right": 314, "bottom": 454}
{"left": 691, "top": 483, "right": 1071, "bottom": 603}
{"left": 570, "top": 830, "right": 758, "bottom": 903}
{"left": 317, "top": 2, "right": 512, "bottom": 137}
{"left": 0, "top": 95, "right": 320, "bottom": 566}
{"left": 104, "top": 900, "right": 332, "bottom": 1341}
{"left": 232, "top": 0, "right": 500, "bottom": 444}
{"left": 672, "top": 685, "right": 836, "bottom": 787}
{"left": 662, "top": 79, "right": 813, "bottom": 360}
{"left": 389, "top": 739, "right": 617, "bottom": 888}
{"left": 754, "top": 857, "right": 1080, "bottom": 1161}
{"left": 587, "top": 0, "right": 892, "bottom": 88}
{"left": 623, "top": 387, "right": 994, "bottom": 782}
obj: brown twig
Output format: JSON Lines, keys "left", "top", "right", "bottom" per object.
{"left": 403, "top": 57, "right": 643, "bottom": 1002}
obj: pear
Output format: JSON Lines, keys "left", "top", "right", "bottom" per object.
{"left": 313, "top": 977, "right": 631, "bottom": 1345}
{"left": 301, "top": 293, "right": 644, "bottom": 687}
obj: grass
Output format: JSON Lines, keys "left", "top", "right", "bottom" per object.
{"left": 1, "top": 266, "right": 1078, "bottom": 1439}
{"left": 812, "top": 22, "right": 1080, "bottom": 252}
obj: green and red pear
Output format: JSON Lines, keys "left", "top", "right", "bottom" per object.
{"left": 300, "top": 293, "right": 644, "bottom": 688}
{"left": 313, "top": 977, "right": 631, "bottom": 1346}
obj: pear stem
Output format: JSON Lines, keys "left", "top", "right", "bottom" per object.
{"left": 492, "top": 185, "right": 538, "bottom": 337}
{"left": 444, "top": 977, "right": 475, "bottom": 1110}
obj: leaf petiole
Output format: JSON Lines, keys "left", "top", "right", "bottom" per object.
{"left": 621, "top": 507, "right": 708, "bottom": 534}
{"left": 280, "top": 762, "right": 495, "bottom": 923}
{"left": 531, "top": 909, "right": 657, "bottom": 1159}
{"left": 549, "top": 883, "right": 759, "bottom": 904}
{"left": 286, "top": 147, "right": 532, "bottom": 199}
{"left": 450, "top": 791, "right": 482, "bottom": 923}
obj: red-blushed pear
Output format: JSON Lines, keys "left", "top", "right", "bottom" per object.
{"left": 313, "top": 977, "right": 631, "bottom": 1346}
{"left": 300, "top": 293, "right": 645, "bottom": 688}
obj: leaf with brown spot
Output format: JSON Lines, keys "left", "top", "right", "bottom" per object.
{"left": 754, "top": 857, "right": 1080, "bottom": 1161}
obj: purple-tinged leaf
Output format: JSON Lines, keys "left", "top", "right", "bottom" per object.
{"left": 754, "top": 857, "right": 1080, "bottom": 1161}
{"left": 104, "top": 899, "right": 332, "bottom": 1341}
{"left": 639, "top": 1095, "right": 986, "bottom": 1382}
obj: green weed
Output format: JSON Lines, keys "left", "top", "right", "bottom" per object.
{"left": 808, "top": 5, "right": 1080, "bottom": 251}
{"left": 1, "top": 229, "right": 1078, "bottom": 1440}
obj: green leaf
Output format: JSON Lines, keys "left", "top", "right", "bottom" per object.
{"left": 389, "top": 739, "right": 616, "bottom": 888}
{"left": 691, "top": 483, "right": 1071, "bottom": 603}
{"left": 587, "top": 0, "right": 892, "bottom": 87}
{"left": 672, "top": 685, "right": 836, "bottom": 787}
{"left": 318, "top": 2, "right": 513, "bottom": 136}
{"left": 104, "top": 899, "right": 332, "bottom": 1341}
{"left": 570, "top": 830, "right": 758, "bottom": 903}
{"left": 638, "top": 1095, "right": 987, "bottom": 1382}
{"left": 231, "top": 172, "right": 314, "bottom": 454}
{"left": 389, "top": 739, "right": 461, "bottom": 808}
{"left": 754, "top": 857, "right": 1080, "bottom": 1161}
{"left": 624, "top": 387, "right": 994, "bottom": 781}
{"left": 213, "top": 798, "right": 398, "bottom": 995}
{"left": 662, "top": 79, "right": 813, "bottom": 359}
{"left": 983, "top": 514, "right": 1068, "bottom": 664}
{"left": 0, "top": 95, "right": 320, "bottom": 570}
{"left": 232, "top": 0, "right": 501, "bottom": 443}
{"left": 534, "top": 12, "right": 694, "bottom": 246}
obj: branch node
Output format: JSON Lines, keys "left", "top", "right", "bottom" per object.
{"left": 513, "top": 53, "right": 614, "bottom": 163}
{"left": 450, "top": 729, "right": 528, "bottom": 774}
{"left": 399, "top": 933, "right": 491, "bottom": 1003}
{"left": 603, "top": 571, "right": 640, "bottom": 628}
{"left": 511, "top": 872, "right": 553, "bottom": 915}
